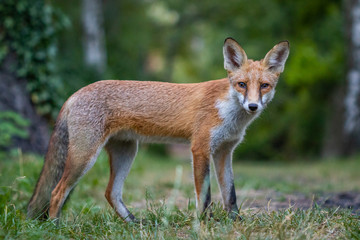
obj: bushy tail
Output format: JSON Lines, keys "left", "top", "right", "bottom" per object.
{"left": 27, "top": 112, "right": 69, "bottom": 220}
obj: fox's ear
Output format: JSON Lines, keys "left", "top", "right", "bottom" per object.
{"left": 263, "top": 41, "right": 290, "bottom": 73}
{"left": 223, "top": 38, "right": 247, "bottom": 72}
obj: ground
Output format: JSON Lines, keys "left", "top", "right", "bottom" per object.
{"left": 1, "top": 146, "right": 359, "bottom": 239}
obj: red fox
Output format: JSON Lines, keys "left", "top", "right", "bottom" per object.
{"left": 27, "top": 38, "right": 289, "bottom": 221}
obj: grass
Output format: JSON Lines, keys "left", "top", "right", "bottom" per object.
{"left": 1, "top": 147, "right": 360, "bottom": 239}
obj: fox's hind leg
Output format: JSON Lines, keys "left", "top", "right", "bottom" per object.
{"left": 48, "top": 136, "right": 106, "bottom": 219}
{"left": 105, "top": 139, "right": 138, "bottom": 222}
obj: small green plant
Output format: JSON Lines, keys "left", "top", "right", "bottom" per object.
{"left": 0, "top": 111, "right": 29, "bottom": 149}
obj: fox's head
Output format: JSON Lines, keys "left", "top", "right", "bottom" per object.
{"left": 223, "top": 38, "right": 289, "bottom": 114}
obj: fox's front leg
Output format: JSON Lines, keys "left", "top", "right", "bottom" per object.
{"left": 191, "top": 141, "right": 211, "bottom": 217}
{"left": 212, "top": 141, "right": 239, "bottom": 220}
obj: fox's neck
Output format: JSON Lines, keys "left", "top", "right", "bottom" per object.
{"left": 210, "top": 87, "right": 260, "bottom": 152}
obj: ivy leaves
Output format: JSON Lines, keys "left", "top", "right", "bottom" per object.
{"left": 0, "top": 0, "right": 69, "bottom": 118}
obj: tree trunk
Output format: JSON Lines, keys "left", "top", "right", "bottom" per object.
{"left": 0, "top": 54, "right": 49, "bottom": 154}
{"left": 322, "top": 0, "right": 360, "bottom": 157}
{"left": 322, "top": 85, "right": 348, "bottom": 157}
{"left": 343, "top": 0, "right": 360, "bottom": 155}
{"left": 81, "top": 0, "right": 107, "bottom": 75}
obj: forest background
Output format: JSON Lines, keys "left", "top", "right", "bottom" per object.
{"left": 1, "top": 0, "right": 360, "bottom": 161}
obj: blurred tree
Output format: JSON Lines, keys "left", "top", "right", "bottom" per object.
{"left": 0, "top": 53, "right": 48, "bottom": 153}
{"left": 343, "top": 0, "right": 360, "bottom": 154}
{"left": 323, "top": 0, "right": 360, "bottom": 157}
{"left": 81, "top": 0, "right": 107, "bottom": 75}
{"left": 0, "top": 0, "right": 67, "bottom": 153}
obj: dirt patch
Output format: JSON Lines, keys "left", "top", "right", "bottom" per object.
{"left": 238, "top": 190, "right": 360, "bottom": 214}
{"left": 319, "top": 192, "right": 360, "bottom": 211}
{"left": 132, "top": 190, "right": 360, "bottom": 214}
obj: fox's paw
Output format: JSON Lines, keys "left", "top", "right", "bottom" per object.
{"left": 228, "top": 210, "right": 243, "bottom": 221}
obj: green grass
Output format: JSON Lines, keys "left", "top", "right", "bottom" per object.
{"left": 1, "top": 148, "right": 360, "bottom": 239}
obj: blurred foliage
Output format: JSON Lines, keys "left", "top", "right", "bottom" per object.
{"left": 236, "top": 0, "right": 345, "bottom": 160}
{"left": 53, "top": 0, "right": 344, "bottom": 160}
{"left": 1, "top": 0, "right": 344, "bottom": 159}
{"left": 0, "top": 111, "right": 29, "bottom": 149}
{"left": 0, "top": 0, "right": 69, "bottom": 118}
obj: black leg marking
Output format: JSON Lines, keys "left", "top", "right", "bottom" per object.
{"left": 229, "top": 183, "right": 237, "bottom": 209}
{"left": 200, "top": 166, "right": 212, "bottom": 219}
{"left": 227, "top": 183, "right": 240, "bottom": 220}
{"left": 204, "top": 184, "right": 211, "bottom": 211}
{"left": 120, "top": 199, "right": 136, "bottom": 221}
{"left": 202, "top": 166, "right": 211, "bottom": 211}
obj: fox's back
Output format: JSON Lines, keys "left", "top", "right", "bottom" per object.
{"left": 62, "top": 79, "right": 229, "bottom": 141}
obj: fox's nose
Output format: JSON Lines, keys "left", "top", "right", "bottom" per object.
{"left": 248, "top": 103, "right": 258, "bottom": 111}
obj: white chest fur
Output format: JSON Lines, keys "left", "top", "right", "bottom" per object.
{"left": 210, "top": 88, "right": 259, "bottom": 153}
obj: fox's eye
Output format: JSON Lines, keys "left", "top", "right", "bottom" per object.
{"left": 238, "top": 82, "right": 246, "bottom": 88}
{"left": 261, "top": 83, "right": 270, "bottom": 89}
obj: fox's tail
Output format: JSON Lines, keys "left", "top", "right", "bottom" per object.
{"left": 27, "top": 110, "right": 69, "bottom": 219}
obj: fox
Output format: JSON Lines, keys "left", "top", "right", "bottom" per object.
{"left": 27, "top": 37, "right": 289, "bottom": 221}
